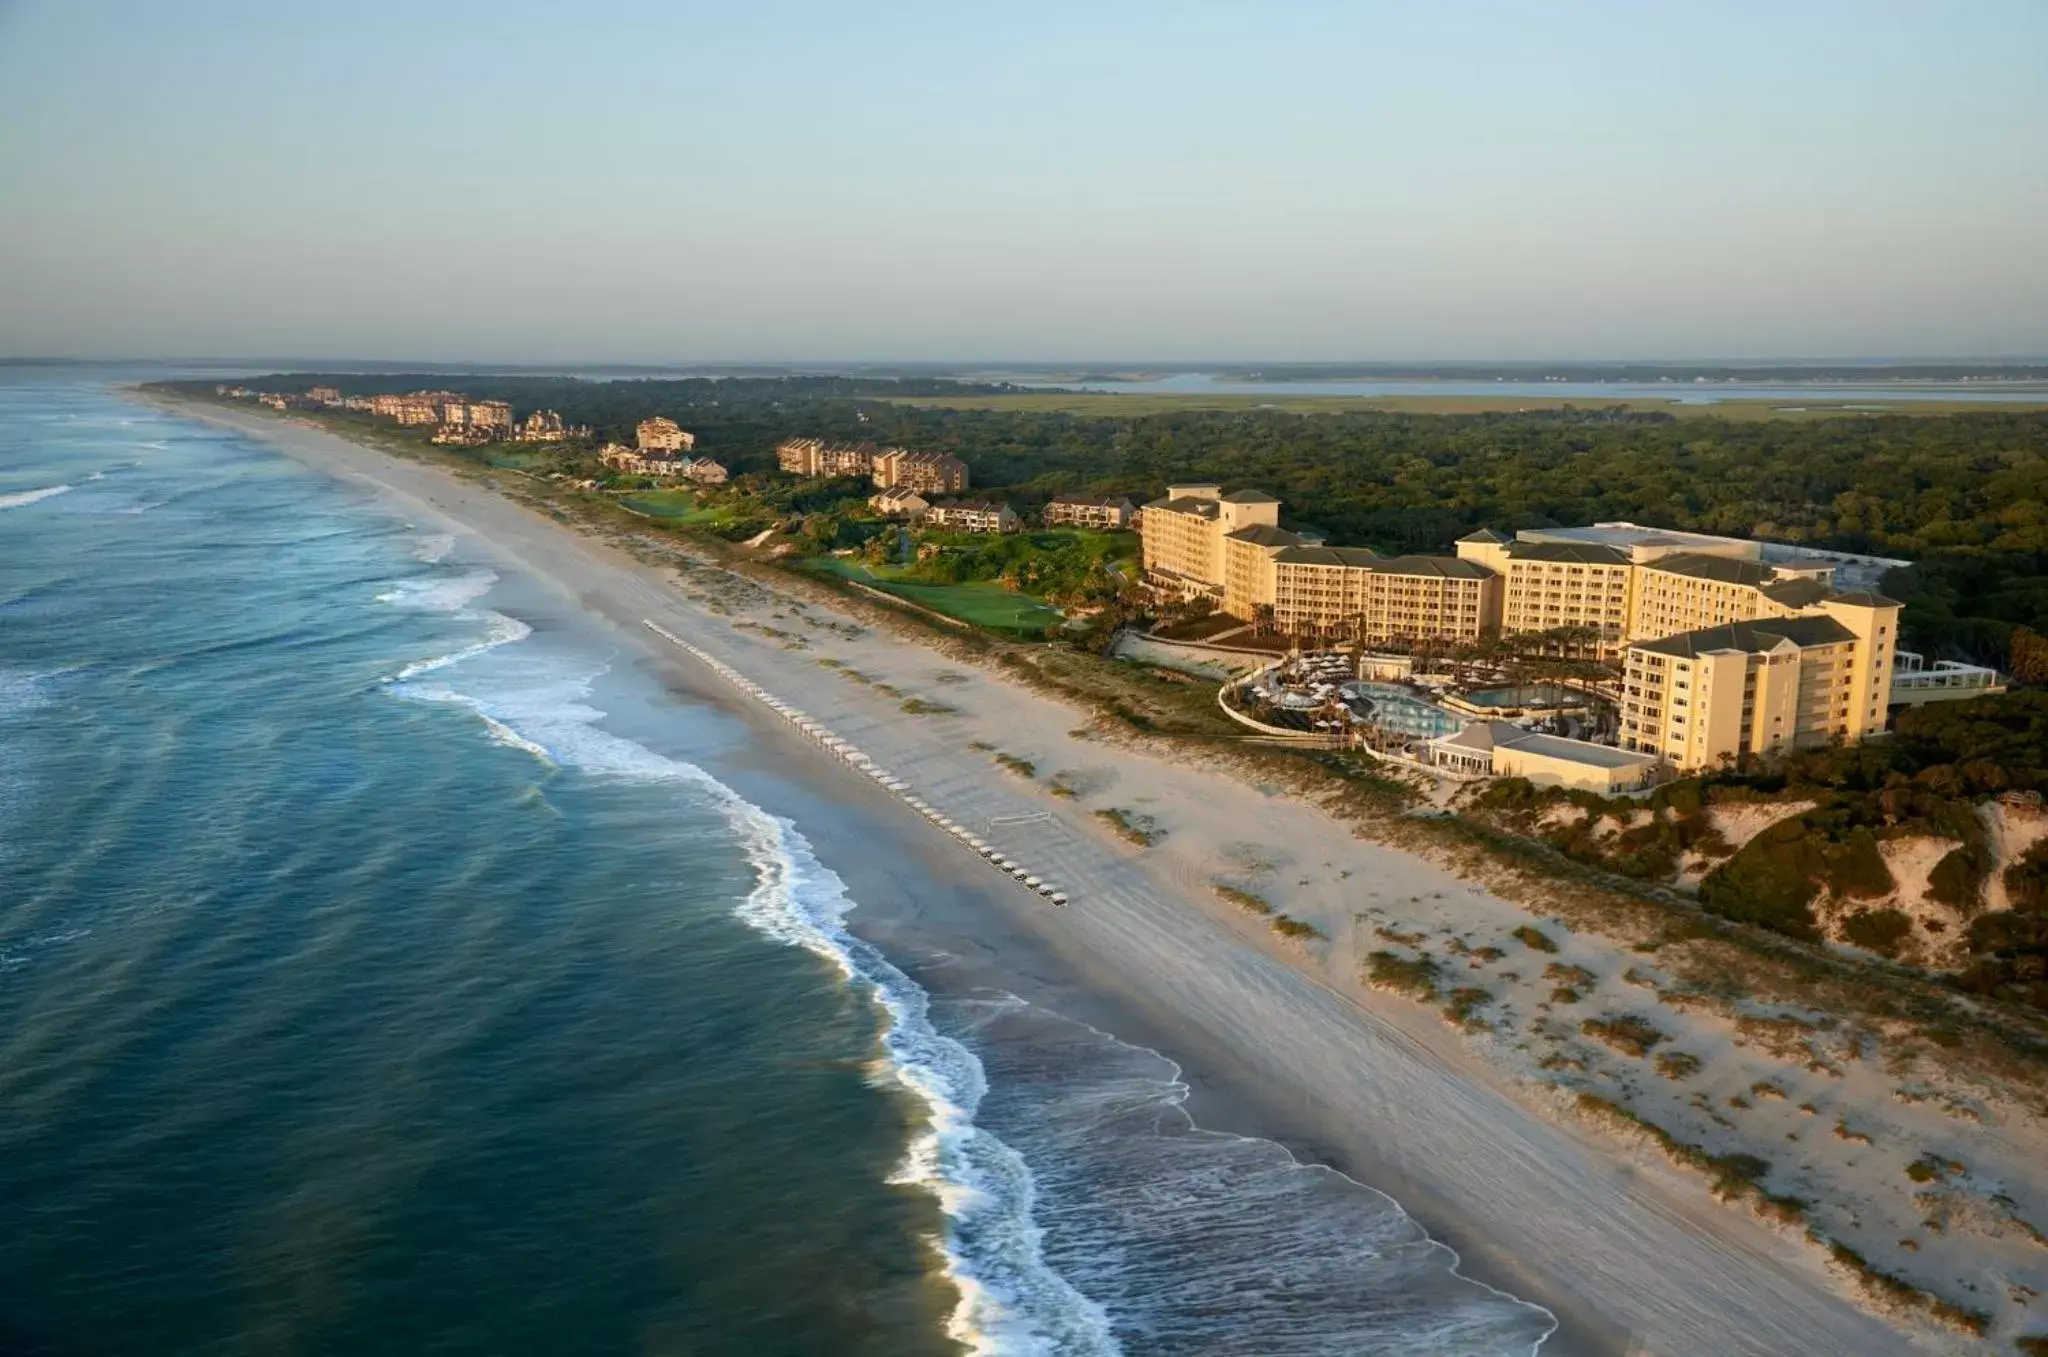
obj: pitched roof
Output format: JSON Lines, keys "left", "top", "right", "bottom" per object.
{"left": 1633, "top": 615, "right": 1857, "bottom": 659}
{"left": 1758, "top": 577, "right": 1833, "bottom": 607}
{"left": 1272, "top": 548, "right": 1491, "bottom": 579}
{"left": 1368, "top": 555, "right": 1496, "bottom": 579}
{"left": 1048, "top": 492, "right": 1134, "bottom": 508}
{"left": 1224, "top": 524, "right": 1305, "bottom": 548}
{"left": 1218, "top": 489, "right": 1279, "bottom": 504}
{"left": 1273, "top": 545, "right": 1383, "bottom": 568}
{"left": 1458, "top": 527, "right": 1511, "bottom": 544}
{"left": 1829, "top": 590, "right": 1903, "bottom": 608}
{"left": 1642, "top": 552, "right": 1778, "bottom": 587}
{"left": 930, "top": 499, "right": 1012, "bottom": 514}
{"left": 1506, "top": 542, "right": 1632, "bottom": 566}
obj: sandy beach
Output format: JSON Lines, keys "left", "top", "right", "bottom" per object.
{"left": 156, "top": 396, "right": 1974, "bottom": 1355}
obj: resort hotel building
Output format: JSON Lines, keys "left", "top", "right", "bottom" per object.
{"left": 1140, "top": 483, "right": 1501, "bottom": 644}
{"left": 1140, "top": 491, "right": 1913, "bottom": 770}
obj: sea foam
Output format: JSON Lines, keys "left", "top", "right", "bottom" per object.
{"left": 0, "top": 484, "right": 72, "bottom": 510}
{"left": 377, "top": 599, "right": 1117, "bottom": 1355}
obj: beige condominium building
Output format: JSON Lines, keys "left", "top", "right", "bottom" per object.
{"left": 922, "top": 500, "right": 1018, "bottom": 533}
{"left": 1043, "top": 493, "right": 1136, "bottom": 530}
{"left": 636, "top": 417, "right": 695, "bottom": 452}
{"left": 777, "top": 438, "right": 880, "bottom": 479}
{"left": 1619, "top": 595, "right": 1901, "bottom": 770}
{"left": 873, "top": 448, "right": 970, "bottom": 495}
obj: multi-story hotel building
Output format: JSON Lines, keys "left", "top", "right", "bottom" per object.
{"left": 1456, "top": 526, "right": 1869, "bottom": 653}
{"left": 1140, "top": 485, "right": 1285, "bottom": 601}
{"left": 1619, "top": 595, "right": 1900, "bottom": 770}
{"left": 1455, "top": 534, "right": 1636, "bottom": 653}
{"left": 636, "top": 417, "right": 695, "bottom": 453}
{"left": 1043, "top": 494, "right": 1136, "bottom": 530}
{"left": 777, "top": 438, "right": 880, "bottom": 479}
{"left": 873, "top": 448, "right": 970, "bottom": 495}
{"left": 1139, "top": 485, "right": 1498, "bottom": 642}
{"left": 1269, "top": 549, "right": 1500, "bottom": 643}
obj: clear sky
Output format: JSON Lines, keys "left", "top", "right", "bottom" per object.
{"left": 1, "top": 0, "right": 2043, "bottom": 363}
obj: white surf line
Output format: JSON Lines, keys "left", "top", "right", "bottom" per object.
{"left": 644, "top": 620, "right": 1071, "bottom": 907}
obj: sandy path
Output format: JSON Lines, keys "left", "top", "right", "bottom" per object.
{"left": 166, "top": 400, "right": 1938, "bottom": 1356}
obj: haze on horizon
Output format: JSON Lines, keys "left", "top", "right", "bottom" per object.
{"left": 1, "top": 0, "right": 2044, "bottom": 365}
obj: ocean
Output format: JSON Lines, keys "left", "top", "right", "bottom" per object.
{"left": 0, "top": 374, "right": 1553, "bottom": 1355}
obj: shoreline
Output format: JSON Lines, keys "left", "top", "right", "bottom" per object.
{"left": 150, "top": 392, "right": 1937, "bottom": 1355}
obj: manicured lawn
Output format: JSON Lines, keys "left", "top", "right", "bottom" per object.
{"left": 621, "top": 490, "right": 734, "bottom": 525}
{"left": 804, "top": 558, "right": 1065, "bottom": 633}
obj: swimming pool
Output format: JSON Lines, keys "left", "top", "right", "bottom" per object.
{"left": 1458, "top": 684, "right": 1589, "bottom": 709}
{"left": 1342, "top": 682, "right": 1465, "bottom": 739}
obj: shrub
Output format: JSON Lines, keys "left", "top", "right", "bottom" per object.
{"left": 1094, "top": 808, "right": 1163, "bottom": 847}
{"left": 1512, "top": 925, "right": 1558, "bottom": 953}
{"left": 1443, "top": 986, "right": 1492, "bottom": 1026}
{"left": 1271, "top": 915, "right": 1324, "bottom": 942}
{"left": 1698, "top": 819, "right": 1824, "bottom": 940}
{"left": 1927, "top": 842, "right": 1990, "bottom": 911}
{"left": 900, "top": 697, "right": 957, "bottom": 716}
{"left": 2005, "top": 839, "right": 2048, "bottom": 913}
{"left": 1550, "top": 986, "right": 1582, "bottom": 1005}
{"left": 1213, "top": 884, "right": 1272, "bottom": 915}
{"left": 1840, "top": 907, "right": 1913, "bottom": 958}
{"left": 1655, "top": 1051, "right": 1702, "bottom": 1079}
{"left": 994, "top": 753, "right": 1036, "bottom": 778}
{"left": 1581, "top": 1014, "right": 1665, "bottom": 1057}
{"left": 1365, "top": 951, "right": 1440, "bottom": 1000}
{"left": 1828, "top": 828, "right": 1895, "bottom": 899}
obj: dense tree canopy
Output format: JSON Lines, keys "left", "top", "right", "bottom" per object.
{"left": 179, "top": 376, "right": 2048, "bottom": 664}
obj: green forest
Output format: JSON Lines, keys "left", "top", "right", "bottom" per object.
{"left": 174, "top": 375, "right": 2048, "bottom": 665}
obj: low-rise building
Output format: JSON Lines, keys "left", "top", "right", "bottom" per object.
{"left": 1428, "top": 721, "right": 1661, "bottom": 793}
{"left": 1619, "top": 595, "right": 1901, "bottom": 770}
{"left": 1043, "top": 493, "right": 1136, "bottom": 530}
{"left": 870, "top": 486, "right": 931, "bottom": 518}
{"left": 923, "top": 500, "right": 1018, "bottom": 534}
{"left": 636, "top": 417, "right": 694, "bottom": 452}
{"left": 307, "top": 385, "right": 341, "bottom": 404}
{"left": 873, "top": 448, "right": 969, "bottom": 494}
{"left": 681, "top": 457, "right": 728, "bottom": 485}
{"left": 1888, "top": 652, "right": 2007, "bottom": 708}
